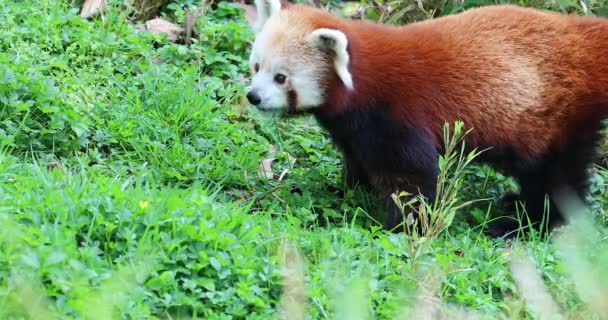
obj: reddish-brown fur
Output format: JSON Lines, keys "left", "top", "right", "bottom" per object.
{"left": 292, "top": 5, "right": 608, "bottom": 158}
{"left": 269, "top": 4, "right": 608, "bottom": 234}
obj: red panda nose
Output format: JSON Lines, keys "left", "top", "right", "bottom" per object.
{"left": 246, "top": 91, "right": 261, "bottom": 106}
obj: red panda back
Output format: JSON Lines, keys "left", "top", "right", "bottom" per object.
{"left": 309, "top": 5, "right": 608, "bottom": 158}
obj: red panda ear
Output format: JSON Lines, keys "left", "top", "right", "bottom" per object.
{"left": 253, "top": 0, "right": 282, "bottom": 33}
{"left": 309, "top": 28, "right": 354, "bottom": 90}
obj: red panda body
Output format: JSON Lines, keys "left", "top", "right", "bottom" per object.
{"left": 249, "top": 3, "right": 608, "bottom": 236}
{"left": 309, "top": 5, "right": 608, "bottom": 155}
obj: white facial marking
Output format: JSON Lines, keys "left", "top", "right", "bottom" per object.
{"left": 249, "top": 9, "right": 353, "bottom": 113}
{"left": 289, "top": 67, "right": 323, "bottom": 109}
{"left": 249, "top": 61, "right": 289, "bottom": 111}
{"left": 248, "top": 48, "right": 327, "bottom": 112}
{"left": 249, "top": 13, "right": 327, "bottom": 112}
{"left": 309, "top": 28, "right": 354, "bottom": 90}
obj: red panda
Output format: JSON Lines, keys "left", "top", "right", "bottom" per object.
{"left": 246, "top": 0, "right": 608, "bottom": 236}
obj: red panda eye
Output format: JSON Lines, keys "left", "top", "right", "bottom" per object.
{"left": 274, "top": 73, "right": 286, "bottom": 84}
{"left": 254, "top": 63, "right": 259, "bottom": 73}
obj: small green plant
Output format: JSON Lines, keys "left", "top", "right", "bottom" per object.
{"left": 391, "top": 121, "right": 483, "bottom": 272}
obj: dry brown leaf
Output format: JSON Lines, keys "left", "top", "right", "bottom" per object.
{"left": 145, "top": 18, "right": 184, "bottom": 43}
{"left": 259, "top": 146, "right": 296, "bottom": 180}
{"left": 259, "top": 158, "right": 276, "bottom": 180}
{"left": 80, "top": 0, "right": 107, "bottom": 18}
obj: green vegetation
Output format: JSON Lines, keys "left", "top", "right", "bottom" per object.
{"left": 1, "top": 0, "right": 607, "bottom": 319}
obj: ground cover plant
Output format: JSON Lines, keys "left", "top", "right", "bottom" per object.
{"left": 1, "top": 0, "right": 607, "bottom": 319}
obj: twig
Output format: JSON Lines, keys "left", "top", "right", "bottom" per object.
{"left": 184, "top": 0, "right": 208, "bottom": 46}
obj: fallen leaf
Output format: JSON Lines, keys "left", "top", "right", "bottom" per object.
{"left": 80, "top": 0, "right": 107, "bottom": 18}
{"left": 259, "top": 158, "right": 276, "bottom": 179}
{"left": 259, "top": 146, "right": 296, "bottom": 180}
{"left": 145, "top": 18, "right": 184, "bottom": 43}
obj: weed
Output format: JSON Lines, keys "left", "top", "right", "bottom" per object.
{"left": 391, "top": 121, "right": 483, "bottom": 274}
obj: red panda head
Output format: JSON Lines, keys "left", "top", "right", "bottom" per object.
{"left": 246, "top": 0, "right": 354, "bottom": 114}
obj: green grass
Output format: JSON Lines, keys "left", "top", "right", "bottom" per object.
{"left": 1, "top": 0, "right": 607, "bottom": 319}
